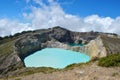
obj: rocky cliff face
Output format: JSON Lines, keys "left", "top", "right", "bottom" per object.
{"left": 85, "top": 36, "right": 107, "bottom": 57}
{"left": 0, "top": 26, "right": 120, "bottom": 76}
{"left": 15, "top": 33, "right": 50, "bottom": 60}
{"left": 101, "top": 35, "right": 120, "bottom": 54}
{"left": 84, "top": 35, "right": 120, "bottom": 58}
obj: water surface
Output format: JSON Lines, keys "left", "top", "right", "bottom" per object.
{"left": 24, "top": 48, "right": 90, "bottom": 68}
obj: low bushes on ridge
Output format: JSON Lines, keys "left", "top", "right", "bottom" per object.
{"left": 98, "top": 53, "right": 120, "bottom": 67}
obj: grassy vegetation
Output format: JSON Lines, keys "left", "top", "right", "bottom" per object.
{"left": 0, "top": 41, "right": 14, "bottom": 56}
{"left": 98, "top": 53, "right": 120, "bottom": 67}
{"left": 0, "top": 33, "right": 19, "bottom": 57}
{"left": 64, "top": 62, "right": 91, "bottom": 70}
{"left": 0, "top": 36, "right": 16, "bottom": 45}
{"left": 64, "top": 63, "right": 83, "bottom": 70}
{"left": 0, "top": 30, "right": 33, "bottom": 45}
{"left": 15, "top": 78, "right": 21, "bottom": 80}
{"left": 18, "top": 67, "right": 59, "bottom": 76}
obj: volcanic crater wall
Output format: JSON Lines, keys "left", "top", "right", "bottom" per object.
{"left": 0, "top": 26, "right": 120, "bottom": 76}
{"left": 15, "top": 27, "right": 100, "bottom": 61}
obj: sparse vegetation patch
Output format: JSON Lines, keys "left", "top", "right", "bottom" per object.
{"left": 98, "top": 53, "right": 120, "bottom": 67}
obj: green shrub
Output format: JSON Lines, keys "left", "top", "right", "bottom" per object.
{"left": 98, "top": 53, "right": 120, "bottom": 67}
{"left": 15, "top": 78, "right": 21, "bottom": 80}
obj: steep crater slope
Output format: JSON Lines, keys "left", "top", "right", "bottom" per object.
{"left": 0, "top": 26, "right": 120, "bottom": 76}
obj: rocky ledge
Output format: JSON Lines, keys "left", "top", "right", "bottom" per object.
{"left": 0, "top": 26, "right": 120, "bottom": 77}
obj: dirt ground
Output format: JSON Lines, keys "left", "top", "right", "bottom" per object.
{"left": 1, "top": 62, "right": 120, "bottom": 80}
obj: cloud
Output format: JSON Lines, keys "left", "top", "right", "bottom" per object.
{"left": 23, "top": 0, "right": 120, "bottom": 33}
{"left": 109, "top": 17, "right": 120, "bottom": 33}
{"left": 23, "top": 0, "right": 88, "bottom": 31}
{"left": 0, "top": 0, "right": 120, "bottom": 37}
{"left": 0, "top": 18, "right": 32, "bottom": 37}
{"left": 84, "top": 15, "right": 114, "bottom": 32}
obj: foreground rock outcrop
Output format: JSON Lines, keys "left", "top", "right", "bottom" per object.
{"left": 0, "top": 26, "right": 120, "bottom": 77}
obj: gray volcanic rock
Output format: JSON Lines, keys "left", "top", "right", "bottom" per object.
{"left": 71, "top": 34, "right": 120, "bottom": 58}
{"left": 101, "top": 35, "right": 120, "bottom": 55}
{"left": 85, "top": 35, "right": 107, "bottom": 57}
{"left": 49, "top": 27, "right": 73, "bottom": 43}
{"left": 0, "top": 53, "right": 23, "bottom": 75}
{"left": 0, "top": 26, "right": 120, "bottom": 77}
{"left": 15, "top": 34, "right": 45, "bottom": 60}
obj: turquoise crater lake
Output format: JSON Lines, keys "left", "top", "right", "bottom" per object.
{"left": 24, "top": 48, "right": 90, "bottom": 68}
